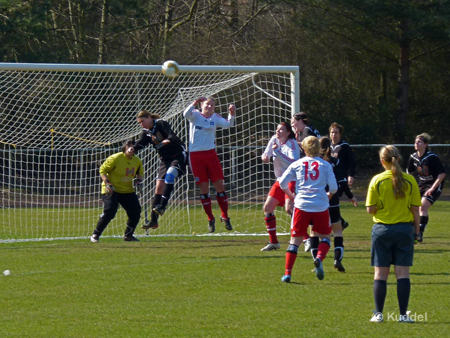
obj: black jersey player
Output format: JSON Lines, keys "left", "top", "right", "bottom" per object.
{"left": 329, "top": 122, "right": 357, "bottom": 230}
{"left": 407, "top": 133, "right": 446, "bottom": 242}
{"left": 131, "top": 110, "right": 187, "bottom": 230}
{"left": 291, "top": 112, "right": 321, "bottom": 158}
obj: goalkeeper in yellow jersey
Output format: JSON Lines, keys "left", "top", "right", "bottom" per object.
{"left": 90, "top": 140, "right": 144, "bottom": 242}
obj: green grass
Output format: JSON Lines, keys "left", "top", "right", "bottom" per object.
{"left": 1, "top": 202, "right": 449, "bottom": 337}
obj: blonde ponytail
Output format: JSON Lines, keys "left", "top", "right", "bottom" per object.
{"left": 379, "top": 145, "right": 405, "bottom": 199}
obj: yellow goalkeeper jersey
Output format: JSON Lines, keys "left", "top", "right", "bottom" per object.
{"left": 99, "top": 152, "right": 144, "bottom": 194}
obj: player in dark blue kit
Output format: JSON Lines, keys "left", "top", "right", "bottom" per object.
{"left": 130, "top": 110, "right": 187, "bottom": 230}
{"left": 308, "top": 137, "right": 358, "bottom": 272}
{"left": 407, "top": 133, "right": 446, "bottom": 242}
{"left": 329, "top": 122, "right": 357, "bottom": 230}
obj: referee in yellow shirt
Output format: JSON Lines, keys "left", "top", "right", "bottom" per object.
{"left": 91, "top": 140, "right": 144, "bottom": 242}
{"left": 366, "top": 145, "right": 421, "bottom": 323}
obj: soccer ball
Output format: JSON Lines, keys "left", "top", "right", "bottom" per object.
{"left": 162, "top": 60, "right": 180, "bottom": 79}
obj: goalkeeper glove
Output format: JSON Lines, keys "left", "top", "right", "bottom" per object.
{"left": 105, "top": 182, "right": 115, "bottom": 196}
{"left": 134, "top": 178, "right": 143, "bottom": 193}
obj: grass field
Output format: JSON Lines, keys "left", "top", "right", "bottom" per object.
{"left": 1, "top": 202, "right": 449, "bottom": 337}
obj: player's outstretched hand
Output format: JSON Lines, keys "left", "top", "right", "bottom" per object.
{"left": 193, "top": 97, "right": 207, "bottom": 106}
{"left": 351, "top": 197, "right": 358, "bottom": 206}
{"left": 229, "top": 104, "right": 236, "bottom": 116}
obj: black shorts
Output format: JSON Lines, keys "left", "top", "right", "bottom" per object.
{"left": 371, "top": 222, "right": 414, "bottom": 267}
{"left": 420, "top": 185, "right": 442, "bottom": 205}
{"left": 157, "top": 153, "right": 187, "bottom": 180}
{"left": 328, "top": 205, "right": 341, "bottom": 224}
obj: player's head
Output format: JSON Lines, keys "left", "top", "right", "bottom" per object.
{"left": 277, "top": 122, "right": 295, "bottom": 140}
{"left": 291, "top": 112, "right": 308, "bottom": 132}
{"left": 379, "top": 145, "right": 405, "bottom": 199}
{"left": 201, "top": 98, "right": 216, "bottom": 117}
{"left": 301, "top": 136, "right": 320, "bottom": 157}
{"left": 329, "top": 122, "right": 343, "bottom": 144}
{"left": 319, "top": 136, "right": 332, "bottom": 162}
{"left": 415, "top": 133, "right": 431, "bottom": 152}
{"left": 122, "top": 140, "right": 135, "bottom": 158}
{"left": 137, "top": 110, "right": 160, "bottom": 129}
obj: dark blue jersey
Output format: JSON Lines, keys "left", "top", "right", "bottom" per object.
{"left": 407, "top": 150, "right": 445, "bottom": 189}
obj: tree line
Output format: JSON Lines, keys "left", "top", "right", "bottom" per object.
{"left": 1, "top": 0, "right": 450, "bottom": 145}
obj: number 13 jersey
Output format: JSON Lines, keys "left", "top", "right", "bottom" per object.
{"left": 279, "top": 156, "right": 337, "bottom": 212}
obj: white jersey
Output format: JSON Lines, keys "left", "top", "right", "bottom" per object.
{"left": 279, "top": 156, "right": 337, "bottom": 212}
{"left": 262, "top": 135, "right": 300, "bottom": 177}
{"left": 183, "top": 104, "right": 235, "bottom": 152}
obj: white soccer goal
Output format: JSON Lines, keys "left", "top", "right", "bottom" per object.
{"left": 0, "top": 63, "right": 300, "bottom": 241}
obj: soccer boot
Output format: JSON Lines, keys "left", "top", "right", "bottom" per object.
{"left": 261, "top": 242, "right": 281, "bottom": 251}
{"left": 220, "top": 216, "right": 232, "bottom": 231}
{"left": 314, "top": 258, "right": 324, "bottom": 280}
{"left": 90, "top": 234, "right": 99, "bottom": 243}
{"left": 370, "top": 310, "right": 383, "bottom": 323}
{"left": 153, "top": 205, "right": 166, "bottom": 216}
{"left": 399, "top": 311, "right": 414, "bottom": 323}
{"left": 334, "top": 259, "right": 346, "bottom": 272}
{"left": 208, "top": 219, "right": 216, "bottom": 233}
{"left": 281, "top": 275, "right": 291, "bottom": 283}
{"left": 142, "top": 220, "right": 159, "bottom": 230}
{"left": 123, "top": 235, "right": 140, "bottom": 242}
{"left": 303, "top": 238, "right": 311, "bottom": 252}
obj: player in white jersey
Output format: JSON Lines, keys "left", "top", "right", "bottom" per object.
{"left": 279, "top": 136, "right": 337, "bottom": 282}
{"left": 260, "top": 122, "right": 301, "bottom": 252}
{"left": 183, "top": 97, "right": 236, "bottom": 233}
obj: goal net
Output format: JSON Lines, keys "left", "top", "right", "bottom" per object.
{"left": 0, "top": 63, "right": 299, "bottom": 241}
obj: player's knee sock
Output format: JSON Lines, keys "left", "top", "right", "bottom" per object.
{"left": 264, "top": 213, "right": 278, "bottom": 244}
{"left": 316, "top": 238, "right": 331, "bottom": 261}
{"left": 397, "top": 278, "right": 411, "bottom": 315}
{"left": 285, "top": 244, "right": 299, "bottom": 276}
{"left": 161, "top": 184, "right": 174, "bottom": 208}
{"left": 334, "top": 236, "right": 344, "bottom": 261}
{"left": 310, "top": 236, "right": 320, "bottom": 259}
{"left": 200, "top": 193, "right": 215, "bottom": 221}
{"left": 420, "top": 215, "right": 429, "bottom": 234}
{"left": 151, "top": 194, "right": 162, "bottom": 222}
{"left": 373, "top": 279, "right": 387, "bottom": 314}
{"left": 216, "top": 191, "right": 229, "bottom": 219}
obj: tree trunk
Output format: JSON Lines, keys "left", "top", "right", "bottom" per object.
{"left": 396, "top": 19, "right": 410, "bottom": 143}
{"left": 98, "top": 0, "right": 108, "bottom": 64}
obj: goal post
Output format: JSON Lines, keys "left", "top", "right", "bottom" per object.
{"left": 0, "top": 62, "right": 300, "bottom": 241}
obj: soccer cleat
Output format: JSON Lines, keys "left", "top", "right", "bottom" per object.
{"left": 334, "top": 259, "right": 346, "bottom": 272}
{"left": 399, "top": 311, "right": 414, "bottom": 323}
{"left": 314, "top": 258, "right": 324, "bottom": 280}
{"left": 208, "top": 219, "right": 216, "bottom": 233}
{"left": 90, "top": 234, "right": 99, "bottom": 243}
{"left": 281, "top": 275, "right": 291, "bottom": 283}
{"left": 417, "top": 232, "right": 424, "bottom": 243}
{"left": 142, "top": 220, "right": 158, "bottom": 230}
{"left": 342, "top": 219, "right": 350, "bottom": 230}
{"left": 261, "top": 242, "right": 281, "bottom": 251}
{"left": 152, "top": 205, "right": 166, "bottom": 216}
{"left": 303, "top": 238, "right": 311, "bottom": 252}
{"left": 220, "top": 216, "right": 233, "bottom": 231}
{"left": 123, "top": 235, "right": 140, "bottom": 242}
{"left": 370, "top": 310, "right": 384, "bottom": 323}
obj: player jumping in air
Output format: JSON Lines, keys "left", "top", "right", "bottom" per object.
{"left": 131, "top": 110, "right": 187, "bottom": 230}
{"left": 183, "top": 97, "right": 236, "bottom": 233}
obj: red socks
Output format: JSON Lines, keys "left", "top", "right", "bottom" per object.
{"left": 216, "top": 191, "right": 229, "bottom": 220}
{"left": 264, "top": 214, "right": 278, "bottom": 244}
